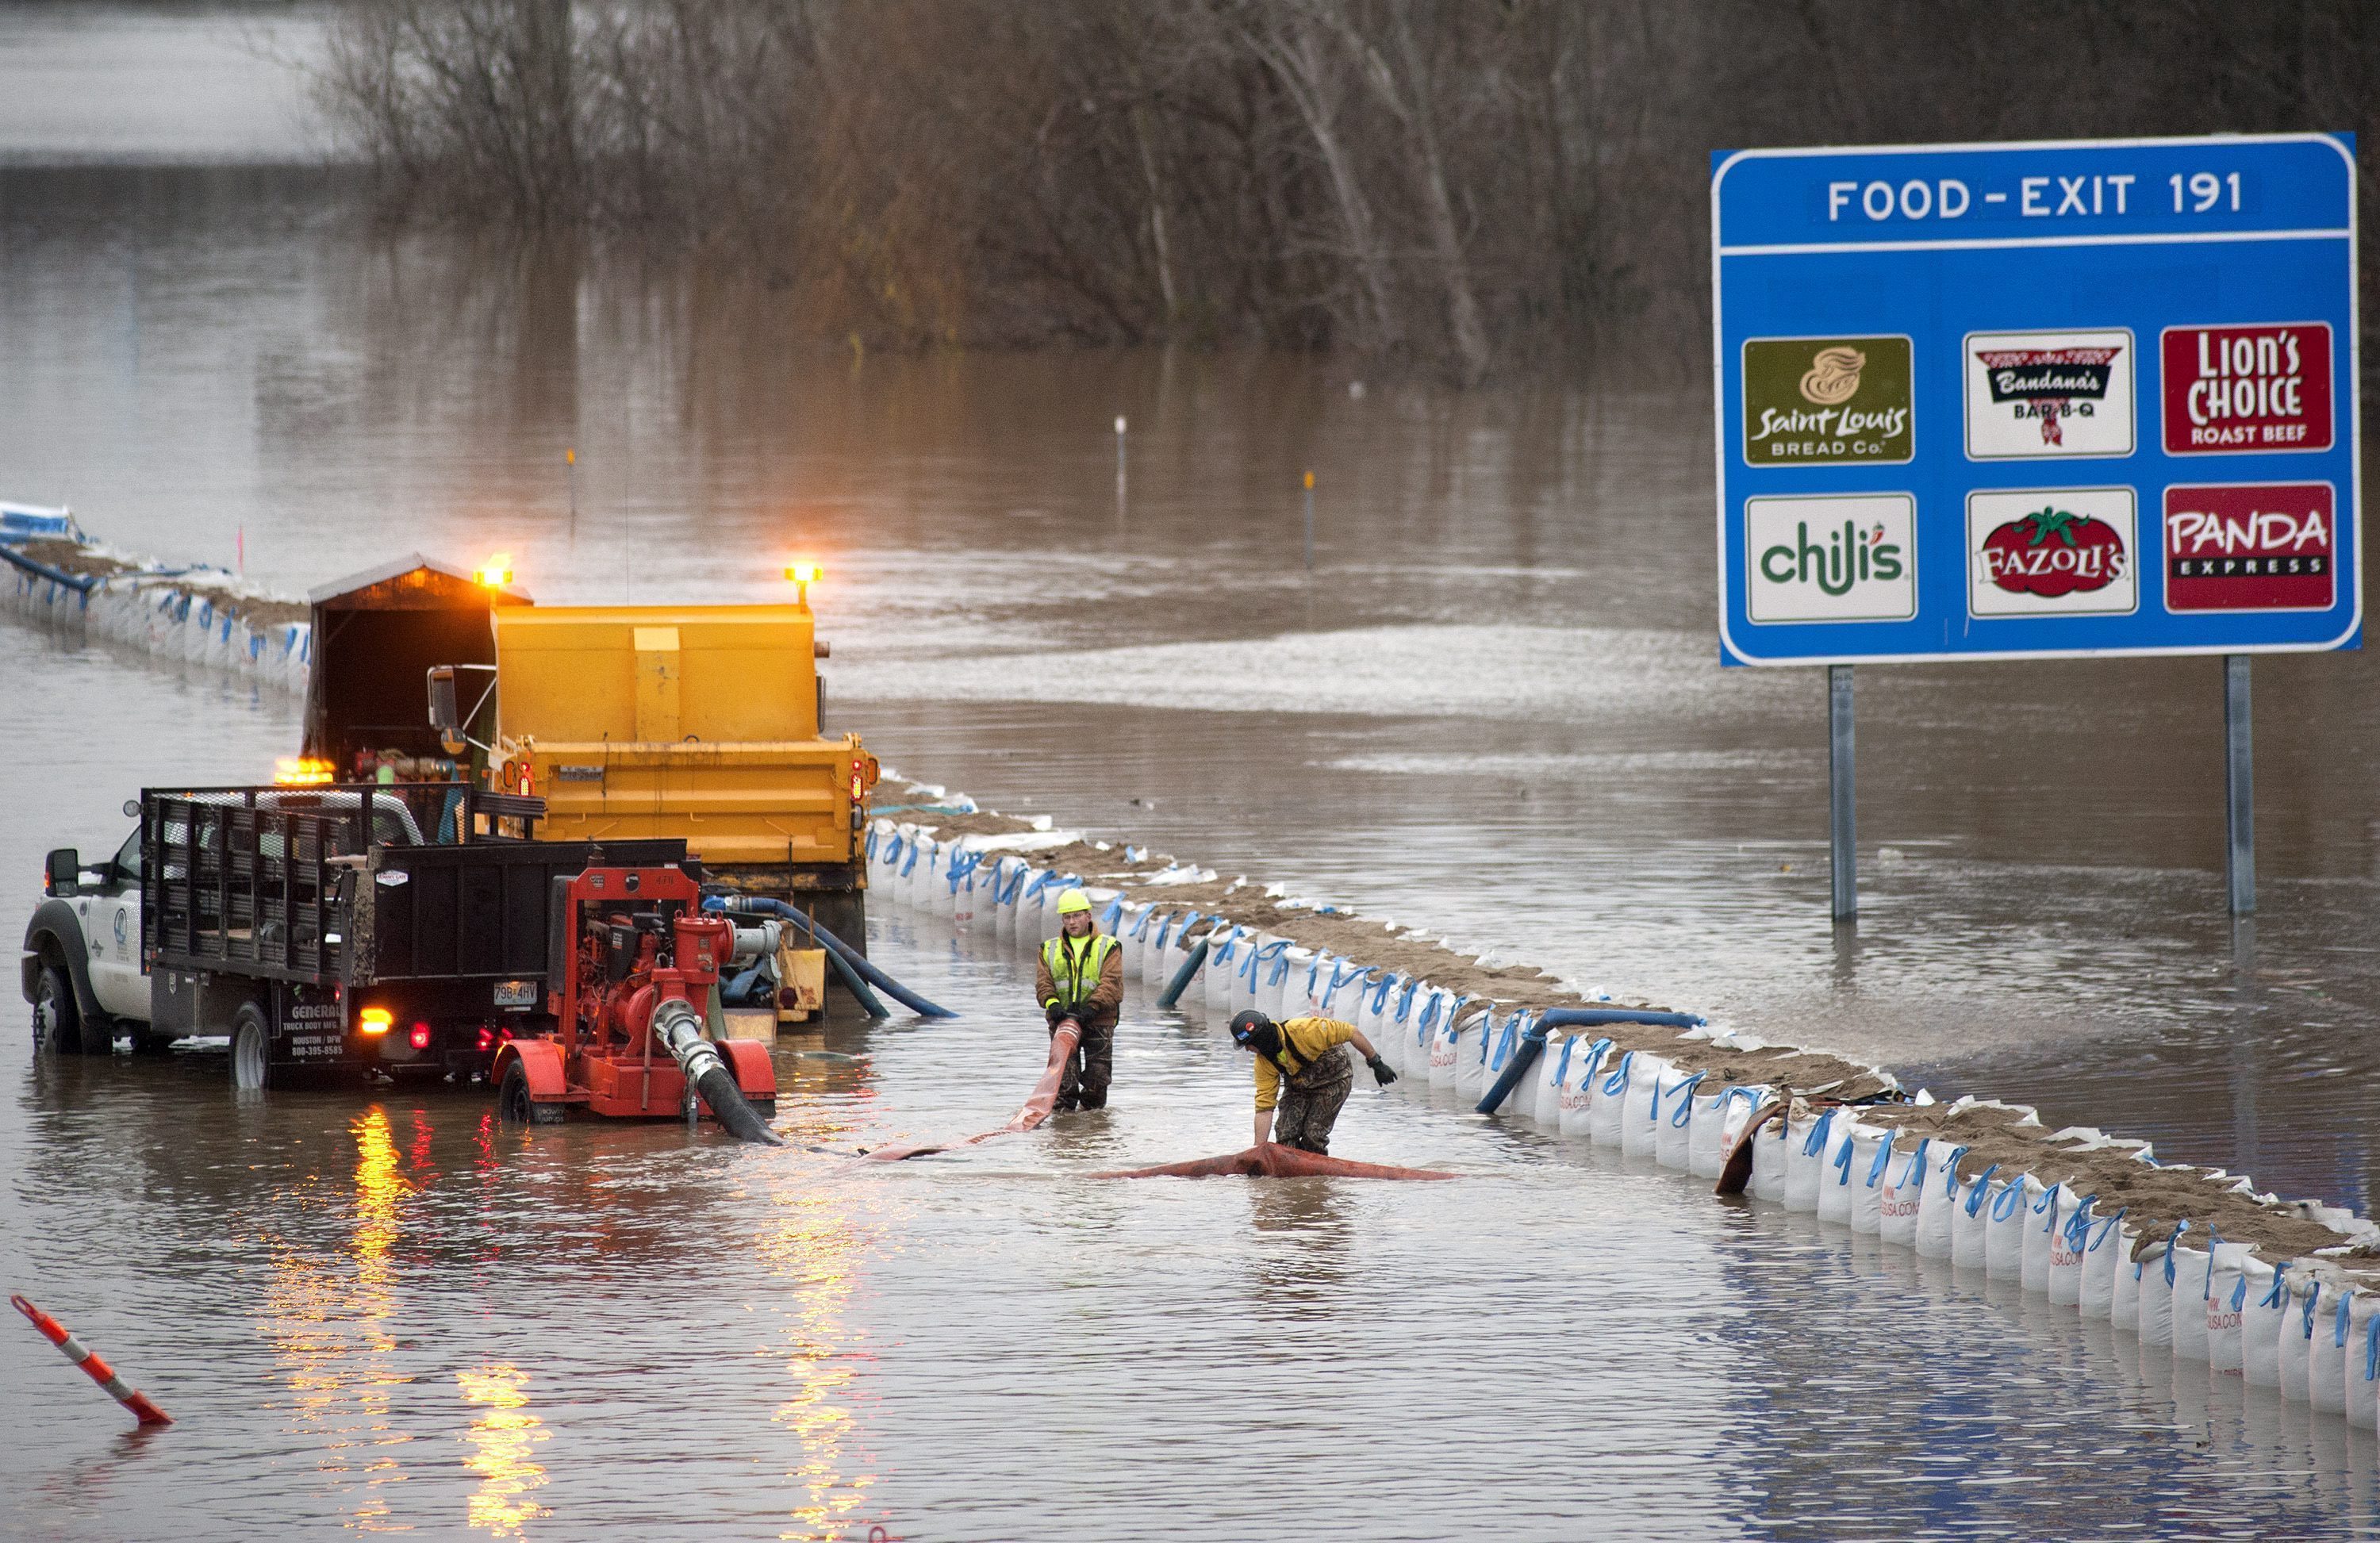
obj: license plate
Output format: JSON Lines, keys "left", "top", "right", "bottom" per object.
{"left": 493, "top": 980, "right": 539, "bottom": 1008}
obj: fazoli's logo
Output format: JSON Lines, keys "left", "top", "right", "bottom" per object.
{"left": 1978, "top": 505, "right": 2127, "bottom": 597}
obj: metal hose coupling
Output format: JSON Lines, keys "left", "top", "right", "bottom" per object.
{"left": 651, "top": 996, "right": 727, "bottom": 1082}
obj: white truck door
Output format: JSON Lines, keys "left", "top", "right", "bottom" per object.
{"left": 85, "top": 829, "right": 149, "bottom": 1021}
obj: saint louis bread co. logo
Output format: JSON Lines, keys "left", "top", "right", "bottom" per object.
{"left": 1744, "top": 493, "right": 1916, "bottom": 624}
{"left": 2159, "top": 324, "right": 2333, "bottom": 455}
{"left": 2163, "top": 483, "right": 2336, "bottom": 612}
{"left": 1965, "top": 488, "right": 2137, "bottom": 617}
{"left": 1964, "top": 328, "right": 2134, "bottom": 459}
{"left": 1741, "top": 336, "right": 1913, "bottom": 465}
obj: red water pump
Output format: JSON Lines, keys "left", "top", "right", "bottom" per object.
{"left": 492, "top": 866, "right": 781, "bottom": 1139}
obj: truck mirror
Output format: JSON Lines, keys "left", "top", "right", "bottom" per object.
{"left": 45, "top": 848, "right": 79, "bottom": 895}
{"left": 427, "top": 666, "right": 462, "bottom": 732}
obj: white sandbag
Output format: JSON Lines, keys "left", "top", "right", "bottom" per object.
{"left": 1691, "top": 1085, "right": 1757, "bottom": 1180}
{"left": 1117, "top": 901, "right": 1149, "bottom": 973}
{"left": 952, "top": 854, "right": 988, "bottom": 927}
{"left": 1749, "top": 1111, "right": 1790, "bottom": 1203}
{"left": 1296, "top": 952, "right": 1332, "bottom": 1017}
{"left": 1983, "top": 1177, "right": 2029, "bottom": 1280}
{"left": 1619, "top": 1052, "right": 1669, "bottom": 1158}
{"left": 2312, "top": 1290, "right": 2351, "bottom": 1414}
{"left": 1456, "top": 1007, "right": 1497, "bottom": 1105}
{"left": 1879, "top": 1138, "right": 1929, "bottom": 1248}
{"left": 1480, "top": 1011, "right": 1532, "bottom": 1114}
{"left": 1587, "top": 1050, "right": 1635, "bottom": 1149}
{"left": 1557, "top": 1038, "right": 1614, "bottom": 1137}
{"left": 1357, "top": 972, "right": 1395, "bottom": 1045}
{"left": 912, "top": 839, "right": 946, "bottom": 910}
{"left": 1201, "top": 928, "right": 1240, "bottom": 1013}
{"left": 1373, "top": 977, "right": 1415, "bottom": 1073}
{"left": 1406, "top": 985, "right": 1446, "bottom": 1073}
{"left": 1816, "top": 1115, "right": 1858, "bottom": 1224}
{"left": 928, "top": 846, "right": 962, "bottom": 917}
{"left": 2241, "top": 1260, "right": 2286, "bottom": 1388}
{"left": 2137, "top": 1230, "right": 2182, "bottom": 1349}
{"left": 2348, "top": 1292, "right": 2380, "bottom": 1430}
{"left": 2111, "top": 1223, "right": 2143, "bottom": 1334}
{"left": 1914, "top": 1142, "right": 1968, "bottom": 1259}
{"left": 1138, "top": 909, "right": 1173, "bottom": 987}
{"left": 2171, "top": 1244, "right": 2212, "bottom": 1361}
{"left": 2021, "top": 1180, "right": 2062, "bottom": 1295}
{"left": 1952, "top": 1164, "right": 1998, "bottom": 1271}
{"left": 1655, "top": 1069, "right": 1705, "bottom": 1170}
{"left": 1426, "top": 1010, "right": 1461, "bottom": 1091}
{"left": 1783, "top": 1109, "right": 1832, "bottom": 1213}
{"left": 1849, "top": 1129, "right": 1892, "bottom": 1235}
{"left": 1265, "top": 946, "right": 1313, "bottom": 1019}
{"left": 2206, "top": 1242, "right": 2250, "bottom": 1376}
{"left": 1320, "top": 961, "right": 1370, "bottom": 1021}
{"left": 2279, "top": 1276, "right": 2320, "bottom": 1402}
{"left": 1530, "top": 1029, "right": 1580, "bottom": 1127}
{"left": 2047, "top": 1192, "right": 2090, "bottom": 1307}
{"left": 2079, "top": 1209, "right": 2127, "bottom": 1318}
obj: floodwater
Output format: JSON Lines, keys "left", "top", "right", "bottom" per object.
{"left": 5, "top": 17, "right": 2380, "bottom": 1537}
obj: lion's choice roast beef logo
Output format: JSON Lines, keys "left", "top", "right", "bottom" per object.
{"left": 1741, "top": 336, "right": 1912, "bottom": 465}
{"left": 1964, "top": 328, "right": 2134, "bottom": 459}
{"left": 2163, "top": 482, "right": 2335, "bottom": 612}
{"left": 1745, "top": 493, "right": 1916, "bottom": 624}
{"left": 1966, "top": 488, "right": 2136, "bottom": 617}
{"left": 2160, "top": 324, "right": 2333, "bottom": 455}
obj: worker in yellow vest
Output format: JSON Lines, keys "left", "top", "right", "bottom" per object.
{"left": 1230, "top": 1008, "right": 1395, "bottom": 1154}
{"left": 1035, "top": 889, "right": 1123, "bottom": 1112}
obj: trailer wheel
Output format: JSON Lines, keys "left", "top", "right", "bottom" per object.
{"left": 497, "top": 1061, "right": 564, "bottom": 1126}
{"left": 229, "top": 1003, "right": 272, "bottom": 1092}
{"left": 33, "top": 964, "right": 96, "bottom": 1056}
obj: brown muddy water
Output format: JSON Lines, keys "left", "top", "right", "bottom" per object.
{"left": 4, "top": 113, "right": 2380, "bottom": 1543}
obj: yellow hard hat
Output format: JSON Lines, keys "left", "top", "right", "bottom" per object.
{"left": 1056, "top": 888, "right": 1093, "bottom": 915}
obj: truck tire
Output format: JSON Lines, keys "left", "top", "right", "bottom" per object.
{"left": 32, "top": 963, "right": 98, "bottom": 1056}
{"left": 229, "top": 1003, "right": 273, "bottom": 1092}
{"left": 497, "top": 1061, "right": 565, "bottom": 1126}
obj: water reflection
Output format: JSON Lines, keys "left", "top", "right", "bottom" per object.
{"left": 456, "top": 1364, "right": 551, "bottom": 1537}
{"left": 754, "top": 1169, "right": 879, "bottom": 1541}
{"left": 1246, "top": 1182, "right": 1353, "bottom": 1303}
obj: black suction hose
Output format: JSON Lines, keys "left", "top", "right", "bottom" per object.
{"left": 822, "top": 942, "right": 891, "bottom": 1019}
{"left": 1475, "top": 1007, "right": 1707, "bottom": 1115}
{"left": 712, "top": 896, "right": 957, "bottom": 1019}
{"left": 652, "top": 997, "right": 787, "bottom": 1146}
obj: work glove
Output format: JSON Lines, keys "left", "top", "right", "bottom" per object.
{"left": 1046, "top": 1002, "right": 1071, "bottom": 1027}
{"left": 1366, "top": 1054, "right": 1396, "bottom": 1086}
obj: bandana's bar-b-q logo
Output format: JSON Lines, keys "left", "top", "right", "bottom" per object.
{"left": 1964, "top": 329, "right": 2134, "bottom": 461}
{"left": 1744, "top": 493, "right": 1917, "bottom": 625}
{"left": 2159, "top": 324, "right": 2333, "bottom": 455}
{"left": 1741, "top": 336, "right": 1914, "bottom": 466}
{"left": 2163, "top": 482, "right": 2336, "bottom": 612}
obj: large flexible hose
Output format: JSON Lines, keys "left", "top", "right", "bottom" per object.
{"left": 1156, "top": 937, "right": 1208, "bottom": 1009}
{"left": 1473, "top": 1006, "right": 1707, "bottom": 1116}
{"left": 651, "top": 996, "right": 785, "bottom": 1146}
{"left": 711, "top": 896, "right": 956, "bottom": 1019}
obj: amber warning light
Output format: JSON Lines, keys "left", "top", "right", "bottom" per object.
{"left": 358, "top": 1007, "right": 393, "bottom": 1036}
{"left": 475, "top": 554, "right": 513, "bottom": 586}
{"left": 274, "top": 757, "right": 335, "bottom": 786}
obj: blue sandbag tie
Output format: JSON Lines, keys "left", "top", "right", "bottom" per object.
{"left": 900, "top": 842, "right": 922, "bottom": 878}
{"left": 2365, "top": 1308, "right": 2380, "bottom": 1384}
{"left": 1866, "top": 1133, "right": 1896, "bottom": 1189}
{"left": 1963, "top": 1164, "right": 2001, "bottom": 1215}
{"left": 1097, "top": 895, "right": 1124, "bottom": 927}
{"left": 1802, "top": 1107, "right": 1836, "bottom": 1157}
{"left": 1667, "top": 1071, "right": 1708, "bottom": 1127}
{"left": 1893, "top": 1138, "right": 1930, "bottom": 1188}
{"left": 1834, "top": 1127, "right": 1860, "bottom": 1186}
{"left": 1599, "top": 1050, "right": 1634, "bottom": 1097}
{"left": 2304, "top": 1281, "right": 2324, "bottom": 1337}
{"left": 1127, "top": 905, "right": 1155, "bottom": 940}
{"left": 1935, "top": 1143, "right": 1971, "bottom": 1196}
{"left": 2086, "top": 1204, "right": 2126, "bottom": 1249}
{"left": 1394, "top": 978, "right": 1419, "bottom": 1020}
{"left": 2198, "top": 1227, "right": 2225, "bottom": 1300}
{"left": 1990, "top": 1179, "right": 2025, "bottom": 1222}
{"left": 2261, "top": 1261, "right": 2293, "bottom": 1310}
{"left": 2337, "top": 1292, "right": 2354, "bottom": 1349}
{"left": 2163, "top": 1219, "right": 2192, "bottom": 1286}
{"left": 2063, "top": 1195, "right": 2096, "bottom": 1247}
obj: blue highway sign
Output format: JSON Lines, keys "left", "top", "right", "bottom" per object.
{"left": 1712, "top": 134, "right": 2359, "bottom": 666}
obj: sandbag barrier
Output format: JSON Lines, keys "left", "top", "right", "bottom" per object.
{"left": 865, "top": 778, "right": 2380, "bottom": 1430}
{"left": 0, "top": 534, "right": 310, "bottom": 696}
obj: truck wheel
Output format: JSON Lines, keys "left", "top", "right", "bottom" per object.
{"left": 497, "top": 1061, "right": 564, "bottom": 1126}
{"left": 33, "top": 964, "right": 88, "bottom": 1055}
{"left": 229, "top": 1004, "right": 272, "bottom": 1092}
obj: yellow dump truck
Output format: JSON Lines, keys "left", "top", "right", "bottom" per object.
{"left": 301, "top": 555, "right": 877, "bottom": 944}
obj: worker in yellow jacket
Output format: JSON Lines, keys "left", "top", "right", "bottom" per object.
{"left": 1035, "top": 888, "right": 1123, "bottom": 1112}
{"left": 1229, "top": 1008, "right": 1395, "bottom": 1154}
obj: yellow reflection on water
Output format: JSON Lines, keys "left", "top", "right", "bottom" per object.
{"left": 754, "top": 1171, "right": 880, "bottom": 1541}
{"left": 259, "top": 1107, "right": 418, "bottom": 1530}
{"left": 457, "top": 1363, "right": 552, "bottom": 1536}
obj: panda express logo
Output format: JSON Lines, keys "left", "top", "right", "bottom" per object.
{"left": 1741, "top": 336, "right": 1913, "bottom": 465}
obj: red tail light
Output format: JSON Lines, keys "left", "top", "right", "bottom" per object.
{"left": 408, "top": 1022, "right": 433, "bottom": 1051}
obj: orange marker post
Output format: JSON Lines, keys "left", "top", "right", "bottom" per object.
{"left": 11, "top": 1294, "right": 172, "bottom": 1426}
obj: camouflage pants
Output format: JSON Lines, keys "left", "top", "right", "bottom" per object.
{"left": 1273, "top": 1046, "right": 1353, "bottom": 1153}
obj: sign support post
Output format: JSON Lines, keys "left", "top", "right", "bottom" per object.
{"left": 2225, "top": 654, "right": 2255, "bottom": 915}
{"left": 1828, "top": 665, "right": 1857, "bottom": 922}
